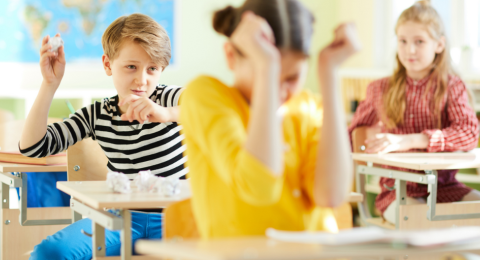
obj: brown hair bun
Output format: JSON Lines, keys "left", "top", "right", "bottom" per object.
{"left": 213, "top": 6, "right": 237, "bottom": 37}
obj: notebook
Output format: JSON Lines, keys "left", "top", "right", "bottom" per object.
{"left": 0, "top": 151, "right": 66, "bottom": 165}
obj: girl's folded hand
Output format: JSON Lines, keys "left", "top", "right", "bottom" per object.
{"left": 365, "top": 133, "right": 429, "bottom": 154}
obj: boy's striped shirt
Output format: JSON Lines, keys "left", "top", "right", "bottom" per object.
{"left": 20, "top": 85, "right": 187, "bottom": 179}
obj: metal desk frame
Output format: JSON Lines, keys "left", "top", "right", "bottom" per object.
{"left": 69, "top": 198, "right": 131, "bottom": 259}
{"left": 356, "top": 163, "right": 480, "bottom": 229}
{"left": 0, "top": 171, "right": 72, "bottom": 226}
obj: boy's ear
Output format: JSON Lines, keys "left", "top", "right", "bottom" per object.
{"left": 102, "top": 54, "right": 113, "bottom": 76}
{"left": 435, "top": 36, "right": 446, "bottom": 54}
{"left": 224, "top": 42, "right": 236, "bottom": 71}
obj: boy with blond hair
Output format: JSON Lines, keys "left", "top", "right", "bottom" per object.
{"left": 20, "top": 13, "right": 186, "bottom": 259}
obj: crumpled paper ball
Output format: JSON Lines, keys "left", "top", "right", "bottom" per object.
{"left": 134, "top": 170, "right": 158, "bottom": 192}
{"left": 106, "top": 171, "right": 131, "bottom": 193}
{"left": 133, "top": 170, "right": 181, "bottom": 197}
{"left": 48, "top": 36, "right": 64, "bottom": 52}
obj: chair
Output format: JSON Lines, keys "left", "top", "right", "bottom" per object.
{"left": 163, "top": 199, "right": 199, "bottom": 239}
{"left": 0, "top": 118, "right": 71, "bottom": 260}
{"left": 352, "top": 126, "right": 480, "bottom": 230}
{"left": 66, "top": 138, "right": 109, "bottom": 181}
{"left": 163, "top": 198, "right": 356, "bottom": 240}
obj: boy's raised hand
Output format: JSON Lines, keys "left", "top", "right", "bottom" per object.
{"left": 319, "top": 23, "right": 361, "bottom": 69}
{"left": 40, "top": 33, "right": 66, "bottom": 88}
{"left": 119, "top": 95, "right": 176, "bottom": 123}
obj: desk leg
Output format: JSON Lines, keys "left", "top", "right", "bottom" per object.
{"left": 2, "top": 182, "right": 9, "bottom": 209}
{"left": 395, "top": 179, "right": 406, "bottom": 229}
{"left": 120, "top": 209, "right": 132, "bottom": 260}
{"left": 356, "top": 165, "right": 372, "bottom": 225}
{"left": 92, "top": 222, "right": 106, "bottom": 258}
{"left": 19, "top": 172, "right": 27, "bottom": 225}
{"left": 71, "top": 197, "right": 82, "bottom": 223}
{"left": 426, "top": 170, "right": 438, "bottom": 221}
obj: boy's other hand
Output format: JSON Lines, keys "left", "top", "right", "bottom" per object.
{"left": 40, "top": 33, "right": 66, "bottom": 88}
{"left": 318, "top": 23, "right": 361, "bottom": 69}
{"left": 119, "top": 95, "right": 173, "bottom": 123}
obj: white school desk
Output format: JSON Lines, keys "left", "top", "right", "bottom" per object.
{"left": 352, "top": 148, "right": 480, "bottom": 229}
{"left": 135, "top": 236, "right": 480, "bottom": 260}
{"left": 57, "top": 180, "right": 191, "bottom": 260}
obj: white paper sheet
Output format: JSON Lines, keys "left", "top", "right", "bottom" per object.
{"left": 266, "top": 226, "right": 480, "bottom": 247}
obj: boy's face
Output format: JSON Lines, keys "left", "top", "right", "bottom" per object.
{"left": 102, "top": 39, "right": 163, "bottom": 105}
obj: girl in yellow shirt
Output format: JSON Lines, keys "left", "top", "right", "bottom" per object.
{"left": 180, "top": 0, "right": 361, "bottom": 238}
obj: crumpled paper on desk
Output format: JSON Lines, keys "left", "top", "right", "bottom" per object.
{"left": 107, "top": 170, "right": 181, "bottom": 196}
{"left": 106, "top": 172, "right": 131, "bottom": 193}
{"left": 134, "top": 170, "right": 181, "bottom": 197}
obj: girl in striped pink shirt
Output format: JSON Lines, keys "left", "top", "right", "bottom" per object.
{"left": 349, "top": 0, "right": 480, "bottom": 224}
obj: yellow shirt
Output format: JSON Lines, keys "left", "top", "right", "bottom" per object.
{"left": 180, "top": 75, "right": 336, "bottom": 238}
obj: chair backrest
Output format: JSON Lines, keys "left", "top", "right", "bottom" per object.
{"left": 67, "top": 138, "right": 109, "bottom": 181}
{"left": 351, "top": 125, "right": 377, "bottom": 222}
{"left": 163, "top": 198, "right": 200, "bottom": 239}
{"left": 352, "top": 126, "right": 369, "bottom": 154}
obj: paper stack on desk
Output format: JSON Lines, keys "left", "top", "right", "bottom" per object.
{"left": 266, "top": 226, "right": 480, "bottom": 247}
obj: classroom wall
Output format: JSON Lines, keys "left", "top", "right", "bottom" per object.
{"left": 160, "top": 0, "right": 341, "bottom": 92}
{"left": 0, "top": 0, "right": 346, "bottom": 118}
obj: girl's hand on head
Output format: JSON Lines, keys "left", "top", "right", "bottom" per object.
{"left": 230, "top": 11, "right": 280, "bottom": 68}
{"left": 319, "top": 23, "right": 361, "bottom": 69}
{"left": 119, "top": 95, "right": 172, "bottom": 123}
{"left": 39, "top": 33, "right": 66, "bottom": 88}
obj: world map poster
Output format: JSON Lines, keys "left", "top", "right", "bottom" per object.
{"left": 0, "top": 0, "right": 176, "bottom": 64}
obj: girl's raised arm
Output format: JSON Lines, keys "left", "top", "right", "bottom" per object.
{"left": 314, "top": 23, "right": 361, "bottom": 207}
{"left": 232, "top": 12, "right": 284, "bottom": 176}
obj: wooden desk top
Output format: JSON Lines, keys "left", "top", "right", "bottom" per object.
{"left": 0, "top": 162, "right": 67, "bottom": 173}
{"left": 352, "top": 148, "right": 480, "bottom": 170}
{"left": 57, "top": 180, "right": 191, "bottom": 209}
{"left": 135, "top": 237, "right": 480, "bottom": 260}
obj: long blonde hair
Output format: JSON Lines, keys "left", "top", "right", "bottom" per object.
{"left": 383, "top": 0, "right": 454, "bottom": 129}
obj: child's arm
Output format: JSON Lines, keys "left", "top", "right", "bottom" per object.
{"left": 422, "top": 80, "right": 478, "bottom": 152}
{"left": 314, "top": 24, "right": 360, "bottom": 207}
{"left": 119, "top": 95, "right": 180, "bottom": 123}
{"left": 231, "top": 12, "right": 283, "bottom": 175}
{"left": 119, "top": 84, "right": 183, "bottom": 123}
{"left": 19, "top": 34, "right": 66, "bottom": 150}
{"left": 365, "top": 132, "right": 428, "bottom": 153}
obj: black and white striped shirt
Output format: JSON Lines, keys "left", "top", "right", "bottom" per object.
{"left": 20, "top": 85, "right": 187, "bottom": 179}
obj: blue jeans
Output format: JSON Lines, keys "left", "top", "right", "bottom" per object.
{"left": 30, "top": 211, "right": 162, "bottom": 260}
